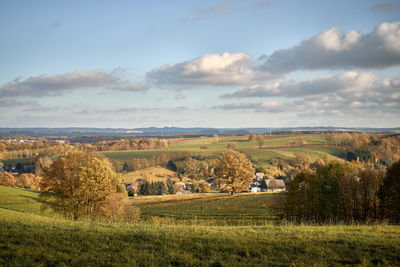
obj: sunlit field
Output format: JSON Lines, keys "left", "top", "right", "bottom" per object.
{"left": 1, "top": 186, "right": 399, "bottom": 266}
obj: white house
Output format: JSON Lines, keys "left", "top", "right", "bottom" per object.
{"left": 250, "top": 180, "right": 263, "bottom": 193}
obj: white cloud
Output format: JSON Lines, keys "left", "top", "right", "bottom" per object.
{"left": 112, "top": 82, "right": 149, "bottom": 92}
{"left": 0, "top": 99, "right": 37, "bottom": 107}
{"left": 216, "top": 100, "right": 299, "bottom": 113}
{"left": 219, "top": 71, "right": 400, "bottom": 115}
{"left": 0, "top": 69, "right": 148, "bottom": 98}
{"left": 222, "top": 72, "right": 383, "bottom": 98}
{"left": 262, "top": 21, "right": 400, "bottom": 73}
{"left": 147, "top": 52, "right": 275, "bottom": 88}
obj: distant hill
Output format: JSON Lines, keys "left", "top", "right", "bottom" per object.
{"left": 0, "top": 126, "right": 399, "bottom": 137}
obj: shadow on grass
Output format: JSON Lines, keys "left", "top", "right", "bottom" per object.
{"left": 19, "top": 194, "right": 43, "bottom": 203}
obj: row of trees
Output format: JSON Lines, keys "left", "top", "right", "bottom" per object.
{"left": 79, "top": 138, "right": 170, "bottom": 152}
{"left": 0, "top": 172, "right": 42, "bottom": 189}
{"left": 0, "top": 140, "right": 68, "bottom": 152}
{"left": 183, "top": 157, "right": 216, "bottom": 180}
{"left": 139, "top": 181, "right": 167, "bottom": 195}
{"left": 284, "top": 160, "right": 400, "bottom": 223}
{"left": 327, "top": 133, "right": 400, "bottom": 166}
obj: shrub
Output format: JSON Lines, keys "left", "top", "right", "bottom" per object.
{"left": 98, "top": 192, "right": 140, "bottom": 223}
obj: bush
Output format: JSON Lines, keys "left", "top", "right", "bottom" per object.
{"left": 0, "top": 172, "right": 16, "bottom": 187}
{"left": 98, "top": 192, "right": 140, "bottom": 223}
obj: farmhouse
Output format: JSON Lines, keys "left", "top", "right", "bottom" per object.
{"left": 174, "top": 182, "right": 186, "bottom": 192}
{"left": 265, "top": 179, "right": 285, "bottom": 192}
{"left": 251, "top": 180, "right": 262, "bottom": 192}
{"left": 254, "top": 172, "right": 264, "bottom": 180}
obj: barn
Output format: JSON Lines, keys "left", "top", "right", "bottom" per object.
{"left": 265, "top": 179, "right": 285, "bottom": 192}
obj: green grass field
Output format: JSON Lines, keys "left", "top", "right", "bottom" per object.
{"left": 1, "top": 186, "right": 400, "bottom": 266}
{"left": 102, "top": 134, "right": 340, "bottom": 170}
{"left": 1, "top": 134, "right": 339, "bottom": 172}
{"left": 134, "top": 193, "right": 285, "bottom": 225}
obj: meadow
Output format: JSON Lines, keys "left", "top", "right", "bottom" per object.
{"left": 1, "top": 186, "right": 400, "bottom": 266}
{"left": 134, "top": 192, "right": 285, "bottom": 225}
{"left": 103, "top": 134, "right": 344, "bottom": 169}
{"left": 1, "top": 134, "right": 343, "bottom": 171}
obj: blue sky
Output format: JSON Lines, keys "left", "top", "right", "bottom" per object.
{"left": 1, "top": 0, "right": 400, "bottom": 128}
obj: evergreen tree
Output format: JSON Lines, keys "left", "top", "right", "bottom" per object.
{"left": 122, "top": 161, "right": 129, "bottom": 172}
{"left": 140, "top": 181, "right": 149, "bottom": 195}
{"left": 166, "top": 178, "right": 176, "bottom": 194}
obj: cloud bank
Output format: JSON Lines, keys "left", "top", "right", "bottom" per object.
{"left": 222, "top": 72, "right": 385, "bottom": 98}
{"left": 217, "top": 71, "right": 400, "bottom": 115}
{"left": 147, "top": 21, "right": 400, "bottom": 90}
{"left": 262, "top": 21, "right": 400, "bottom": 73}
{"left": 0, "top": 69, "right": 147, "bottom": 98}
{"left": 147, "top": 52, "right": 275, "bottom": 88}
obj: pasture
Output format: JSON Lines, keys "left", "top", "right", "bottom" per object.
{"left": 102, "top": 134, "right": 342, "bottom": 170}
{"left": 1, "top": 186, "right": 400, "bottom": 266}
{"left": 134, "top": 192, "right": 285, "bottom": 225}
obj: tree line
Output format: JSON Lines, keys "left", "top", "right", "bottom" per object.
{"left": 78, "top": 138, "right": 170, "bottom": 152}
{"left": 327, "top": 133, "right": 400, "bottom": 166}
{"left": 284, "top": 159, "right": 400, "bottom": 224}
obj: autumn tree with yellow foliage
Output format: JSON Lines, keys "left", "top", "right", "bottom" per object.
{"left": 216, "top": 150, "right": 254, "bottom": 194}
{"left": 40, "top": 151, "right": 121, "bottom": 220}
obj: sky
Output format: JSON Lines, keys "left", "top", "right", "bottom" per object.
{"left": 0, "top": 0, "right": 400, "bottom": 128}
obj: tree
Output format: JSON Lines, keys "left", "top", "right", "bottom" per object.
{"left": 184, "top": 157, "right": 201, "bottom": 180}
{"left": 198, "top": 180, "right": 210, "bottom": 193}
{"left": 156, "top": 181, "right": 167, "bottom": 195}
{"left": 34, "top": 156, "right": 53, "bottom": 176}
{"left": 248, "top": 134, "right": 256, "bottom": 141}
{"left": 98, "top": 192, "right": 140, "bottom": 223}
{"left": 15, "top": 173, "right": 42, "bottom": 189}
{"left": 215, "top": 150, "right": 254, "bottom": 194}
{"left": 166, "top": 178, "right": 176, "bottom": 194}
{"left": 256, "top": 135, "right": 264, "bottom": 149}
{"left": 140, "top": 181, "right": 149, "bottom": 195}
{"left": 379, "top": 160, "right": 400, "bottom": 223}
{"left": 291, "top": 152, "right": 312, "bottom": 171}
{"left": 122, "top": 161, "right": 129, "bottom": 172}
{"left": 40, "top": 151, "right": 121, "bottom": 220}
{"left": 0, "top": 172, "right": 16, "bottom": 187}
{"left": 284, "top": 160, "right": 386, "bottom": 223}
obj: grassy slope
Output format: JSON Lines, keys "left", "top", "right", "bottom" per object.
{"left": 134, "top": 193, "right": 286, "bottom": 225}
{"left": 103, "top": 134, "right": 343, "bottom": 169}
{"left": 1, "top": 186, "right": 400, "bottom": 266}
{"left": 121, "top": 167, "right": 179, "bottom": 183}
{"left": 0, "top": 186, "right": 54, "bottom": 217}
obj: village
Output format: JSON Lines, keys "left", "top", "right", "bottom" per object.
{"left": 122, "top": 171, "right": 286, "bottom": 197}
